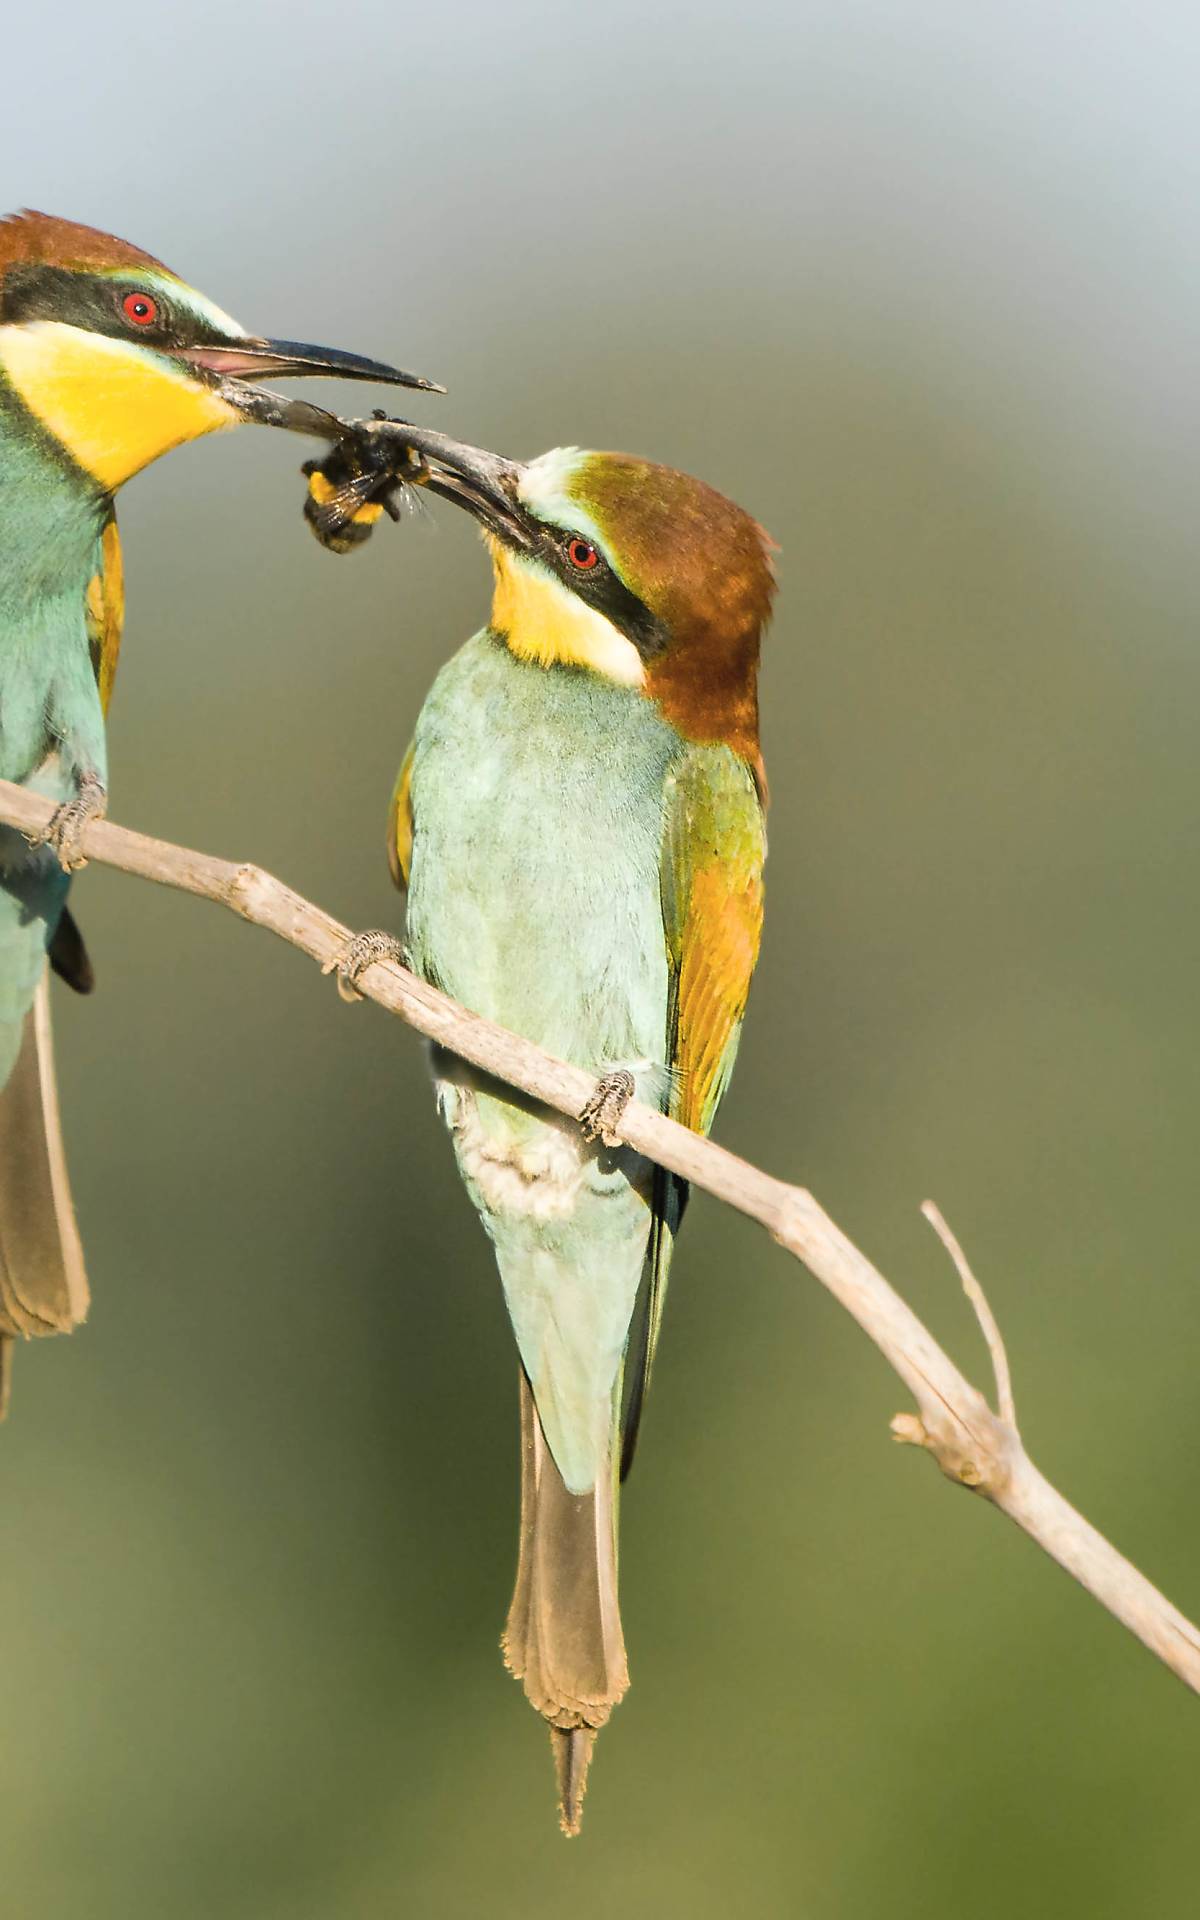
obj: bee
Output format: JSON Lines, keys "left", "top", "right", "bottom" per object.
{"left": 302, "top": 415, "right": 427, "bottom": 554}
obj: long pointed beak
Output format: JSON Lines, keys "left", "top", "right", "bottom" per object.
{"left": 347, "top": 421, "right": 531, "bottom": 547}
{"left": 181, "top": 337, "right": 444, "bottom": 393}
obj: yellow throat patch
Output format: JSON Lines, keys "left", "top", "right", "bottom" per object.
{"left": 0, "top": 320, "right": 239, "bottom": 491}
{"left": 487, "top": 538, "right": 645, "bottom": 687}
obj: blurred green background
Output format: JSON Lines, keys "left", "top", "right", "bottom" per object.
{"left": 3, "top": 3, "right": 1199, "bottom": 1914}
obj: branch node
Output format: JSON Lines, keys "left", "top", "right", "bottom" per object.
{"left": 892, "top": 1405, "right": 1006, "bottom": 1494}
{"left": 225, "top": 861, "right": 272, "bottom": 920}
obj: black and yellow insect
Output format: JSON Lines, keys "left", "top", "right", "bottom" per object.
{"left": 302, "top": 416, "right": 426, "bottom": 553}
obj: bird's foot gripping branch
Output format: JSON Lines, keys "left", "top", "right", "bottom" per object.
{"left": 25, "top": 772, "right": 107, "bottom": 873}
{"left": 322, "top": 928, "right": 408, "bottom": 1003}
{"left": 579, "top": 1069, "right": 638, "bottom": 1148}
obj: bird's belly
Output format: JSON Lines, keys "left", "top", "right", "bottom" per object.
{"left": 405, "top": 636, "right": 680, "bottom": 1073}
{"left": 0, "top": 756, "right": 73, "bottom": 1086}
{"left": 404, "top": 636, "right": 683, "bottom": 1489}
{"left": 0, "top": 644, "right": 67, "bottom": 789}
{"left": 0, "top": 413, "right": 107, "bottom": 790}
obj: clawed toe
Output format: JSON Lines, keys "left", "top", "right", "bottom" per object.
{"left": 322, "top": 928, "right": 406, "bottom": 1003}
{"left": 579, "top": 1069, "right": 637, "bottom": 1147}
{"left": 25, "top": 776, "right": 107, "bottom": 873}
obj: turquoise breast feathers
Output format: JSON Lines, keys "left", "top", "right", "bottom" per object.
{"left": 405, "top": 632, "right": 685, "bottom": 1493}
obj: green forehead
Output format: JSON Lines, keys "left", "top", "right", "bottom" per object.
{"left": 517, "top": 448, "right": 604, "bottom": 538}
{"left": 514, "top": 447, "right": 668, "bottom": 572}
{"left": 517, "top": 446, "right": 730, "bottom": 535}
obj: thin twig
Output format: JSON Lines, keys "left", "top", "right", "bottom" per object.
{"left": 3, "top": 775, "right": 1198, "bottom": 1696}
{"left": 921, "top": 1199, "right": 1017, "bottom": 1427}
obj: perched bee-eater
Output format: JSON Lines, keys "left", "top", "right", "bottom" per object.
{"left": 329, "top": 423, "right": 775, "bottom": 1833}
{"left": 0, "top": 209, "right": 438, "bottom": 1414}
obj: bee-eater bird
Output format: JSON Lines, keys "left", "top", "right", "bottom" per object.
{"left": 0, "top": 209, "right": 439, "bottom": 1416}
{"left": 328, "top": 423, "right": 775, "bottom": 1834}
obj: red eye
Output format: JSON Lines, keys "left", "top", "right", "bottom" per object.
{"left": 122, "top": 291, "right": 158, "bottom": 327}
{"left": 567, "top": 537, "right": 599, "bottom": 570}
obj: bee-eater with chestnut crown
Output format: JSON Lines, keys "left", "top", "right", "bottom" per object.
{"left": 334, "top": 423, "right": 774, "bottom": 1834}
{"left": 0, "top": 210, "right": 438, "bottom": 1414}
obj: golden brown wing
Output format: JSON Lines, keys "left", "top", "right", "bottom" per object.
{"left": 85, "top": 516, "right": 124, "bottom": 715}
{"left": 664, "top": 750, "right": 766, "bottom": 1135}
{"left": 622, "top": 745, "right": 765, "bottom": 1477}
{"left": 387, "top": 741, "right": 416, "bottom": 891}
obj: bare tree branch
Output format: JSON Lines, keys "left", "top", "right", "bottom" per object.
{"left": 921, "top": 1198, "right": 1017, "bottom": 1427}
{"left": 4, "top": 775, "right": 1198, "bottom": 1695}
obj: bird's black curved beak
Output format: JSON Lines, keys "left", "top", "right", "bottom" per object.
{"left": 348, "top": 421, "right": 532, "bottom": 548}
{"left": 179, "top": 339, "right": 444, "bottom": 439}
{"left": 182, "top": 338, "right": 444, "bottom": 393}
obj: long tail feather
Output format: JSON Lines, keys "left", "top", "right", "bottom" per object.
{"left": 0, "top": 975, "right": 88, "bottom": 1372}
{"left": 502, "top": 1369, "right": 628, "bottom": 1835}
{"left": 550, "top": 1727, "right": 597, "bottom": 1839}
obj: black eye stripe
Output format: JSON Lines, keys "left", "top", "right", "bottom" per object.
{"left": 531, "top": 522, "right": 667, "bottom": 660}
{"left": 0, "top": 262, "right": 225, "bottom": 353}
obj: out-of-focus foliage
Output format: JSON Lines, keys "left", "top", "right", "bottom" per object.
{"left": 2, "top": 4, "right": 1199, "bottom": 1915}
